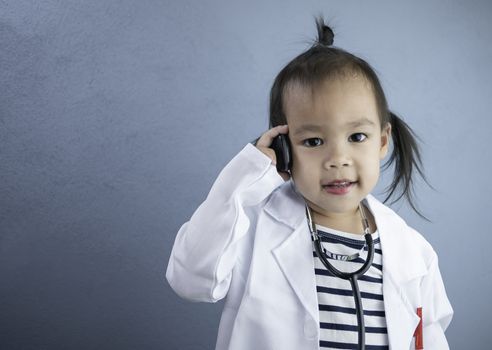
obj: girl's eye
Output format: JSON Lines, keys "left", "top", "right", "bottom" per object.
{"left": 349, "top": 133, "right": 367, "bottom": 142}
{"left": 302, "top": 138, "right": 323, "bottom": 147}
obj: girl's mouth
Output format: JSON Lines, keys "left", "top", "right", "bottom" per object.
{"left": 322, "top": 182, "right": 356, "bottom": 195}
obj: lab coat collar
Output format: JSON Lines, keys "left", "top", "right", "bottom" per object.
{"left": 265, "top": 181, "right": 425, "bottom": 347}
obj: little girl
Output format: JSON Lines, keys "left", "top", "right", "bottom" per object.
{"left": 166, "top": 16, "right": 453, "bottom": 350}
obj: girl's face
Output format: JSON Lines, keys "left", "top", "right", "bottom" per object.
{"left": 284, "top": 76, "right": 391, "bottom": 221}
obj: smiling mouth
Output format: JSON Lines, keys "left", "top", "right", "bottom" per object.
{"left": 323, "top": 181, "right": 357, "bottom": 188}
{"left": 322, "top": 181, "right": 357, "bottom": 195}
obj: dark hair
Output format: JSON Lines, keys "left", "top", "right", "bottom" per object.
{"left": 253, "top": 15, "right": 433, "bottom": 221}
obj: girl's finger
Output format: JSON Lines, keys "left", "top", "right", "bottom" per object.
{"left": 256, "top": 125, "right": 288, "bottom": 148}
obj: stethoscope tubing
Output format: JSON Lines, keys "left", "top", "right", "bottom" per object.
{"left": 307, "top": 203, "right": 375, "bottom": 350}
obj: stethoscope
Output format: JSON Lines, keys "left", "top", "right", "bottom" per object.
{"left": 305, "top": 201, "right": 375, "bottom": 350}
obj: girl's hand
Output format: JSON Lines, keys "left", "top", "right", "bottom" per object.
{"left": 255, "top": 125, "right": 290, "bottom": 181}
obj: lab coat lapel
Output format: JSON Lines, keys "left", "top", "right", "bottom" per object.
{"left": 265, "top": 182, "right": 319, "bottom": 323}
{"left": 381, "top": 272, "right": 420, "bottom": 348}
{"left": 271, "top": 223, "right": 319, "bottom": 323}
{"left": 365, "top": 194, "right": 426, "bottom": 348}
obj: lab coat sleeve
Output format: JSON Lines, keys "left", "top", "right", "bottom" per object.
{"left": 421, "top": 253, "right": 454, "bottom": 349}
{"left": 166, "top": 143, "right": 285, "bottom": 302}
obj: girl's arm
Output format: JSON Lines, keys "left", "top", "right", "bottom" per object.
{"left": 165, "top": 143, "right": 285, "bottom": 302}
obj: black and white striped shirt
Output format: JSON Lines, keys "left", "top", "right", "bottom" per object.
{"left": 312, "top": 224, "right": 389, "bottom": 349}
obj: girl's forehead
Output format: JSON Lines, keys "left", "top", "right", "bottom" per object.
{"left": 283, "top": 76, "right": 379, "bottom": 126}
{"left": 284, "top": 75, "right": 373, "bottom": 104}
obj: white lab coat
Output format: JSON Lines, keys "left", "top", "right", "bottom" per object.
{"left": 166, "top": 143, "right": 453, "bottom": 349}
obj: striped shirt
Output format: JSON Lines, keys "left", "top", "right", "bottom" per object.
{"left": 312, "top": 224, "right": 389, "bottom": 349}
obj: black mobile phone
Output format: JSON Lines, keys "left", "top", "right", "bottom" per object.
{"left": 271, "top": 133, "right": 292, "bottom": 173}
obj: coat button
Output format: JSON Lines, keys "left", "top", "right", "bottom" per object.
{"left": 303, "top": 317, "right": 317, "bottom": 339}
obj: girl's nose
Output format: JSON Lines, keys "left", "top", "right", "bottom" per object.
{"left": 323, "top": 144, "right": 352, "bottom": 169}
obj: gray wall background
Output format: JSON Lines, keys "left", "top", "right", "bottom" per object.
{"left": 1, "top": 0, "right": 490, "bottom": 349}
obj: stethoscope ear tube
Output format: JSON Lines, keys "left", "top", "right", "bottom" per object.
{"left": 306, "top": 202, "right": 375, "bottom": 350}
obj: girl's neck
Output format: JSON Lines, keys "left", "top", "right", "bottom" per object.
{"left": 312, "top": 207, "right": 377, "bottom": 235}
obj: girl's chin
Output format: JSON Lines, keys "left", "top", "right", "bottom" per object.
{"left": 304, "top": 194, "right": 368, "bottom": 213}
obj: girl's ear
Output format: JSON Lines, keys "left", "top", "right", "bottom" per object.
{"left": 379, "top": 122, "right": 392, "bottom": 159}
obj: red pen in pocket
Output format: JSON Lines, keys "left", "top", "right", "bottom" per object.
{"left": 413, "top": 307, "right": 423, "bottom": 349}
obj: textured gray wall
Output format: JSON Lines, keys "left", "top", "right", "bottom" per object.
{"left": 1, "top": 0, "right": 491, "bottom": 349}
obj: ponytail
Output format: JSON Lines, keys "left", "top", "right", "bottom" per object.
{"left": 381, "top": 112, "right": 434, "bottom": 222}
